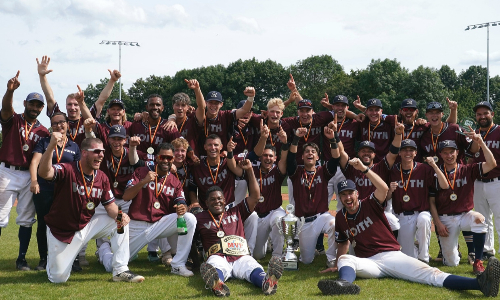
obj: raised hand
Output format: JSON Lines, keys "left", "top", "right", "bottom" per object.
{"left": 287, "top": 74, "right": 296, "bottom": 91}
{"left": 446, "top": 97, "right": 457, "bottom": 110}
{"left": 277, "top": 127, "right": 287, "bottom": 143}
{"left": 162, "top": 119, "right": 177, "bottom": 131}
{"left": 36, "top": 56, "right": 53, "bottom": 76}
{"left": 260, "top": 119, "right": 270, "bottom": 138}
{"left": 324, "top": 126, "right": 335, "bottom": 139}
{"left": 7, "top": 71, "right": 20, "bottom": 91}
{"left": 389, "top": 182, "right": 398, "bottom": 193}
{"left": 239, "top": 159, "right": 252, "bottom": 170}
{"left": 289, "top": 91, "right": 300, "bottom": 102}
{"left": 227, "top": 137, "right": 236, "bottom": 153}
{"left": 50, "top": 131, "right": 63, "bottom": 145}
{"left": 243, "top": 86, "right": 256, "bottom": 98}
{"left": 415, "top": 118, "right": 427, "bottom": 126}
{"left": 395, "top": 116, "right": 405, "bottom": 135}
{"left": 143, "top": 171, "right": 157, "bottom": 183}
{"left": 328, "top": 114, "right": 338, "bottom": 132}
{"left": 295, "top": 127, "right": 307, "bottom": 137}
{"left": 108, "top": 69, "right": 121, "bottom": 82}
{"left": 129, "top": 136, "right": 141, "bottom": 147}
{"left": 424, "top": 156, "right": 437, "bottom": 168}
{"left": 353, "top": 95, "right": 362, "bottom": 110}
{"left": 187, "top": 105, "right": 195, "bottom": 115}
{"left": 348, "top": 158, "right": 366, "bottom": 171}
{"left": 321, "top": 93, "right": 333, "bottom": 110}
{"left": 184, "top": 79, "right": 200, "bottom": 90}
{"left": 74, "top": 85, "right": 85, "bottom": 103}
{"left": 83, "top": 118, "right": 96, "bottom": 132}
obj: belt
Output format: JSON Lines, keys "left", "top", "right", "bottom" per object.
{"left": 439, "top": 213, "right": 464, "bottom": 217}
{"left": 304, "top": 215, "right": 317, "bottom": 223}
{"left": 402, "top": 211, "right": 416, "bottom": 216}
{"left": 2, "top": 163, "right": 29, "bottom": 171}
{"left": 479, "top": 176, "right": 500, "bottom": 183}
{"left": 257, "top": 212, "right": 270, "bottom": 218}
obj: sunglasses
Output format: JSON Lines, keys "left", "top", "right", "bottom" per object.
{"left": 158, "top": 155, "right": 174, "bottom": 161}
{"left": 85, "top": 148, "right": 105, "bottom": 155}
{"left": 51, "top": 120, "right": 67, "bottom": 127}
{"left": 401, "top": 108, "right": 416, "bottom": 112}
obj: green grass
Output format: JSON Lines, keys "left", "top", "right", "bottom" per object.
{"left": 0, "top": 206, "right": 497, "bottom": 299}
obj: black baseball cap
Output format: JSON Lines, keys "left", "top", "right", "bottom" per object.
{"left": 473, "top": 101, "right": 493, "bottom": 112}
{"left": 108, "top": 98, "right": 125, "bottom": 109}
{"left": 337, "top": 180, "right": 357, "bottom": 194}
{"left": 206, "top": 91, "right": 223, "bottom": 102}
{"left": 332, "top": 95, "right": 348, "bottom": 105}
{"left": 358, "top": 141, "right": 375, "bottom": 152}
{"left": 236, "top": 100, "right": 247, "bottom": 109}
{"left": 438, "top": 140, "right": 458, "bottom": 152}
{"left": 401, "top": 139, "right": 418, "bottom": 150}
{"left": 108, "top": 125, "right": 127, "bottom": 139}
{"left": 26, "top": 92, "right": 45, "bottom": 104}
{"left": 366, "top": 98, "right": 382, "bottom": 108}
{"left": 401, "top": 98, "right": 417, "bottom": 109}
{"left": 426, "top": 102, "right": 443, "bottom": 112}
{"left": 298, "top": 99, "right": 313, "bottom": 109}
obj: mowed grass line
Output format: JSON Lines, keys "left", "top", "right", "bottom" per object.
{"left": 0, "top": 204, "right": 497, "bottom": 299}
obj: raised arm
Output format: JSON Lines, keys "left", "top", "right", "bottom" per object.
{"left": 240, "top": 159, "right": 260, "bottom": 211}
{"left": 253, "top": 119, "right": 269, "bottom": 157}
{"left": 36, "top": 56, "right": 56, "bottom": 114}
{"left": 38, "top": 132, "right": 61, "bottom": 180}
{"left": 386, "top": 116, "right": 404, "bottom": 168}
{"left": 349, "top": 157, "right": 389, "bottom": 202}
{"left": 74, "top": 85, "right": 92, "bottom": 120}
{"left": 277, "top": 127, "right": 288, "bottom": 175}
{"left": 184, "top": 79, "right": 206, "bottom": 124}
{"left": 286, "top": 74, "right": 303, "bottom": 105}
{"left": 122, "top": 171, "right": 157, "bottom": 201}
{"left": 226, "top": 137, "right": 243, "bottom": 177}
{"left": 235, "top": 87, "right": 255, "bottom": 119}
{"left": 94, "top": 69, "right": 121, "bottom": 117}
{"left": 471, "top": 131, "right": 497, "bottom": 173}
{"left": 287, "top": 128, "right": 307, "bottom": 176}
{"left": 1, "top": 71, "right": 20, "bottom": 121}
{"left": 128, "top": 136, "right": 141, "bottom": 165}
{"left": 445, "top": 97, "right": 457, "bottom": 124}
{"left": 425, "top": 157, "right": 449, "bottom": 189}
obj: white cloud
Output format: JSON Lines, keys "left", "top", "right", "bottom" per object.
{"left": 152, "top": 4, "right": 190, "bottom": 27}
{"left": 227, "top": 16, "right": 261, "bottom": 34}
{"left": 460, "top": 50, "right": 500, "bottom": 65}
{"left": 53, "top": 48, "right": 111, "bottom": 64}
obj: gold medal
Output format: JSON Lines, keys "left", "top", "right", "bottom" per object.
{"left": 258, "top": 196, "right": 264, "bottom": 203}
{"left": 153, "top": 201, "right": 160, "bottom": 209}
{"left": 217, "top": 231, "right": 225, "bottom": 238}
{"left": 22, "top": 144, "right": 29, "bottom": 151}
{"left": 113, "top": 181, "right": 118, "bottom": 188}
{"left": 352, "top": 240, "right": 356, "bottom": 247}
{"left": 450, "top": 193, "right": 458, "bottom": 201}
{"left": 403, "top": 194, "right": 410, "bottom": 202}
{"left": 147, "top": 147, "right": 155, "bottom": 154}
{"left": 86, "top": 202, "right": 95, "bottom": 210}
{"left": 475, "top": 152, "right": 480, "bottom": 158}
{"left": 433, "top": 156, "right": 439, "bottom": 163}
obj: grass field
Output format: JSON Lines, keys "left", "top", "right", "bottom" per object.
{"left": 0, "top": 199, "right": 497, "bottom": 299}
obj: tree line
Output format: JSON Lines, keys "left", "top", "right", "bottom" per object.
{"left": 81, "top": 55, "right": 499, "bottom": 124}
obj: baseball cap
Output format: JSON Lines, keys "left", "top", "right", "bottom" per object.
{"left": 108, "top": 125, "right": 127, "bottom": 139}
{"left": 400, "top": 139, "right": 418, "bottom": 150}
{"left": 26, "top": 92, "right": 45, "bottom": 104}
{"left": 473, "top": 101, "right": 493, "bottom": 112}
{"left": 337, "top": 179, "right": 357, "bottom": 194}
{"left": 108, "top": 98, "right": 125, "bottom": 109}
{"left": 298, "top": 99, "right": 313, "bottom": 109}
{"left": 332, "top": 95, "right": 348, "bottom": 105}
{"left": 358, "top": 141, "right": 375, "bottom": 152}
{"left": 426, "top": 102, "right": 443, "bottom": 112}
{"left": 366, "top": 98, "right": 382, "bottom": 108}
{"left": 401, "top": 98, "right": 417, "bottom": 109}
{"left": 206, "top": 91, "right": 223, "bottom": 102}
{"left": 438, "top": 140, "right": 458, "bottom": 152}
{"left": 236, "top": 100, "right": 247, "bottom": 109}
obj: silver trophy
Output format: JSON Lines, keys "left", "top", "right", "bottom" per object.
{"left": 456, "top": 117, "right": 477, "bottom": 135}
{"left": 276, "top": 204, "right": 305, "bottom": 270}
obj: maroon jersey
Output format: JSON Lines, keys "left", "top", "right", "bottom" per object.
{"left": 250, "top": 162, "right": 286, "bottom": 215}
{"left": 126, "top": 164, "right": 185, "bottom": 223}
{"left": 472, "top": 125, "right": 500, "bottom": 179}
{"left": 128, "top": 119, "right": 181, "bottom": 161}
{"left": 48, "top": 103, "right": 99, "bottom": 147}
{"left": 178, "top": 114, "right": 200, "bottom": 156}
{"left": 282, "top": 110, "right": 335, "bottom": 164}
{"left": 389, "top": 162, "right": 436, "bottom": 213}
{"left": 360, "top": 115, "right": 396, "bottom": 163}
{"left": 248, "top": 116, "right": 294, "bottom": 158}
{"left": 173, "top": 163, "right": 191, "bottom": 202}
{"left": 435, "top": 163, "right": 483, "bottom": 214}
{"left": 335, "top": 195, "right": 401, "bottom": 258}
{"left": 45, "top": 162, "right": 115, "bottom": 243}
{"left": 0, "top": 113, "right": 49, "bottom": 168}
{"left": 198, "top": 110, "right": 234, "bottom": 156}
{"left": 100, "top": 147, "right": 147, "bottom": 199}
{"left": 232, "top": 113, "right": 260, "bottom": 155}
{"left": 342, "top": 158, "right": 391, "bottom": 200}
{"left": 95, "top": 121, "right": 133, "bottom": 149}
{"left": 420, "top": 122, "right": 470, "bottom": 165}
{"left": 289, "top": 164, "right": 334, "bottom": 218}
{"left": 394, "top": 122, "right": 429, "bottom": 163}
{"left": 195, "top": 199, "right": 252, "bottom": 262}
{"left": 334, "top": 118, "right": 360, "bottom": 159}
{"left": 189, "top": 157, "right": 236, "bottom": 209}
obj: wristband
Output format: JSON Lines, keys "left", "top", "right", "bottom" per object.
{"left": 395, "top": 132, "right": 402, "bottom": 135}
{"left": 227, "top": 151, "right": 234, "bottom": 159}
{"left": 281, "top": 143, "right": 290, "bottom": 152}
{"left": 292, "top": 135, "right": 300, "bottom": 146}
{"left": 362, "top": 167, "right": 369, "bottom": 174}
{"left": 247, "top": 96, "right": 255, "bottom": 102}
{"left": 330, "top": 142, "right": 338, "bottom": 149}
{"left": 389, "top": 145, "right": 400, "bottom": 155}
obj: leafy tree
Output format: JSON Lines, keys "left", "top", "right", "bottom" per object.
{"left": 127, "top": 75, "right": 173, "bottom": 118}
{"left": 83, "top": 79, "right": 132, "bottom": 121}
{"left": 438, "top": 65, "right": 458, "bottom": 91}
{"left": 458, "top": 66, "right": 487, "bottom": 101}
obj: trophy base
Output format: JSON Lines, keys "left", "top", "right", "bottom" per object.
{"left": 283, "top": 260, "right": 298, "bottom": 270}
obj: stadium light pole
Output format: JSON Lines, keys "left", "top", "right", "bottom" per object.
{"left": 465, "top": 22, "right": 500, "bottom": 104}
{"left": 99, "top": 40, "right": 140, "bottom": 100}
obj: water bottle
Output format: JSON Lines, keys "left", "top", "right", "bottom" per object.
{"left": 177, "top": 215, "right": 188, "bottom": 235}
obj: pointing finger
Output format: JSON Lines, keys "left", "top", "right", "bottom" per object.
{"left": 290, "top": 73, "right": 294, "bottom": 81}
{"left": 184, "top": 79, "right": 189, "bottom": 84}
{"left": 15, "top": 70, "right": 20, "bottom": 78}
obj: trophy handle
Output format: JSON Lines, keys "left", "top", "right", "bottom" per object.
{"left": 276, "top": 216, "right": 283, "bottom": 234}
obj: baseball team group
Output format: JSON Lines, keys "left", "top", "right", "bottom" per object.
{"left": 0, "top": 55, "right": 499, "bottom": 297}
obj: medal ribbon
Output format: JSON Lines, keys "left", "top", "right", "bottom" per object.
{"left": 237, "top": 127, "right": 248, "bottom": 146}
{"left": 207, "top": 158, "right": 220, "bottom": 185}
{"left": 481, "top": 123, "right": 494, "bottom": 140}
{"left": 54, "top": 137, "right": 68, "bottom": 163}
{"left": 68, "top": 118, "right": 81, "bottom": 141}
{"left": 299, "top": 120, "right": 312, "bottom": 142}
{"left": 431, "top": 122, "right": 444, "bottom": 153}
{"left": 268, "top": 124, "right": 281, "bottom": 147}
{"left": 444, "top": 163, "right": 458, "bottom": 191}
{"left": 304, "top": 169, "right": 317, "bottom": 202}
{"left": 175, "top": 163, "right": 188, "bottom": 187}
{"left": 368, "top": 119, "right": 381, "bottom": 141}
{"left": 148, "top": 117, "right": 162, "bottom": 146}
{"left": 79, "top": 161, "right": 95, "bottom": 198}
{"left": 111, "top": 149, "right": 124, "bottom": 182}
{"left": 404, "top": 123, "right": 415, "bottom": 140}
{"left": 208, "top": 210, "right": 224, "bottom": 232}
{"left": 337, "top": 117, "right": 346, "bottom": 132}
{"left": 400, "top": 163, "right": 414, "bottom": 195}
{"left": 179, "top": 117, "right": 187, "bottom": 133}
{"left": 154, "top": 165, "right": 168, "bottom": 198}
{"left": 343, "top": 211, "right": 357, "bottom": 242}
{"left": 22, "top": 114, "right": 35, "bottom": 143}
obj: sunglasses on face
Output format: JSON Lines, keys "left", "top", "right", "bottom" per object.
{"left": 401, "top": 108, "right": 416, "bottom": 112}
{"left": 51, "top": 120, "right": 67, "bottom": 127}
{"left": 158, "top": 155, "right": 174, "bottom": 161}
{"left": 85, "top": 148, "right": 105, "bottom": 155}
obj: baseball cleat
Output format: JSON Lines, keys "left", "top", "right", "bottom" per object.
{"left": 326, "top": 259, "right": 336, "bottom": 269}
{"left": 474, "top": 259, "right": 486, "bottom": 275}
{"left": 200, "top": 262, "right": 230, "bottom": 297}
{"left": 478, "top": 257, "right": 500, "bottom": 297}
{"left": 171, "top": 266, "right": 194, "bottom": 277}
{"left": 113, "top": 270, "right": 145, "bottom": 283}
{"left": 148, "top": 251, "right": 160, "bottom": 263}
{"left": 35, "top": 258, "right": 47, "bottom": 271}
{"left": 72, "top": 258, "right": 82, "bottom": 272}
{"left": 263, "top": 256, "right": 283, "bottom": 295}
{"left": 16, "top": 259, "right": 31, "bottom": 271}
{"left": 161, "top": 250, "right": 173, "bottom": 266}
{"left": 468, "top": 252, "right": 476, "bottom": 265}
{"left": 318, "top": 279, "right": 360, "bottom": 295}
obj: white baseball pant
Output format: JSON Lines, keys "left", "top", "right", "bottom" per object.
{"left": 0, "top": 163, "right": 35, "bottom": 227}
{"left": 438, "top": 211, "right": 487, "bottom": 266}
{"left": 473, "top": 179, "right": 500, "bottom": 255}
{"left": 206, "top": 254, "right": 263, "bottom": 282}
{"left": 337, "top": 251, "right": 450, "bottom": 286}
{"left": 327, "top": 166, "right": 346, "bottom": 207}
{"left": 253, "top": 207, "right": 286, "bottom": 259}
{"left": 397, "top": 211, "right": 431, "bottom": 262}
{"left": 46, "top": 214, "right": 129, "bottom": 283}
{"left": 298, "top": 212, "right": 336, "bottom": 264}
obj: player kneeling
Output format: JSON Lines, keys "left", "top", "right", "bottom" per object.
{"left": 195, "top": 159, "right": 283, "bottom": 297}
